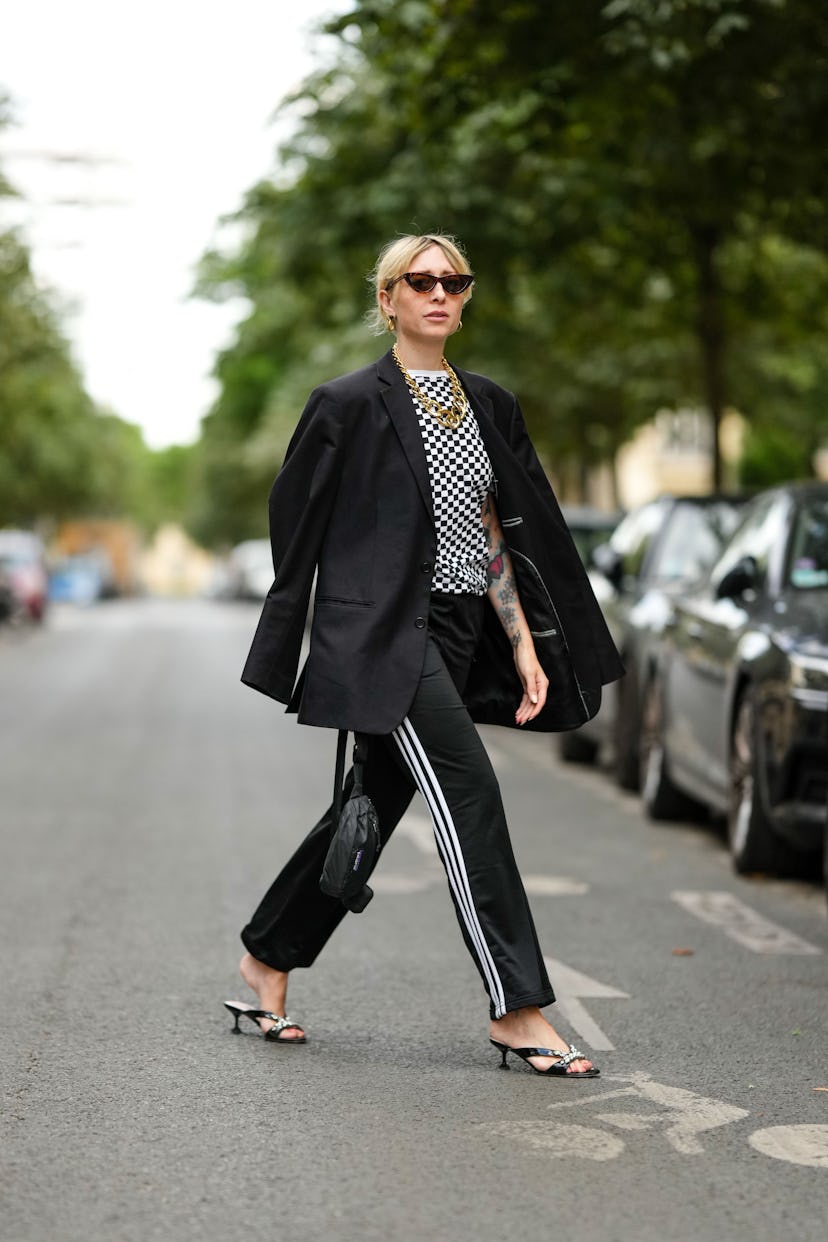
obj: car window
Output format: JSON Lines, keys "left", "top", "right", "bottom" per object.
{"left": 712, "top": 494, "right": 789, "bottom": 593}
{"left": 609, "top": 502, "right": 665, "bottom": 581}
{"left": 649, "top": 502, "right": 740, "bottom": 585}
{"left": 788, "top": 495, "right": 828, "bottom": 589}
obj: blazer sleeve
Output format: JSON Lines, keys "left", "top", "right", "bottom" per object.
{"left": 241, "top": 386, "right": 344, "bottom": 701}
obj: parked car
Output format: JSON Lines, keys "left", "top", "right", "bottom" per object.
{"left": 0, "top": 530, "right": 49, "bottom": 622}
{"left": 48, "top": 554, "right": 110, "bottom": 606}
{"left": 640, "top": 481, "right": 828, "bottom": 877}
{"left": 558, "top": 495, "right": 745, "bottom": 777}
{"left": 226, "top": 539, "right": 274, "bottom": 601}
{"left": 560, "top": 505, "right": 624, "bottom": 569}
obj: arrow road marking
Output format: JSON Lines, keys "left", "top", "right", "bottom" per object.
{"left": 672, "top": 891, "right": 822, "bottom": 955}
{"left": 544, "top": 957, "right": 629, "bottom": 1051}
{"left": 373, "top": 814, "right": 443, "bottom": 893}
{"left": 396, "top": 813, "right": 439, "bottom": 857}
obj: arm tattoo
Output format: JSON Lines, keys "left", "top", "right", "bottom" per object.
{"left": 481, "top": 492, "right": 524, "bottom": 650}
{"left": 487, "top": 535, "right": 522, "bottom": 648}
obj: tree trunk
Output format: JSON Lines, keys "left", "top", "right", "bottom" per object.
{"left": 693, "top": 226, "right": 726, "bottom": 491}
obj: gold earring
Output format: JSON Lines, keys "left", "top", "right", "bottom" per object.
{"left": 387, "top": 315, "right": 396, "bottom": 332}
{"left": 457, "top": 319, "right": 463, "bottom": 332}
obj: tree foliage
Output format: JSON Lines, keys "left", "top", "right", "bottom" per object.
{"left": 0, "top": 94, "right": 195, "bottom": 533}
{"left": 185, "top": 1, "right": 824, "bottom": 538}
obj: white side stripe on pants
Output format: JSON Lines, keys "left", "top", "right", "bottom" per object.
{"left": 392, "top": 716, "right": 507, "bottom": 1018}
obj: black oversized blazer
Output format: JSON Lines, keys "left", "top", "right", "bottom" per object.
{"left": 242, "top": 350, "right": 624, "bottom": 733}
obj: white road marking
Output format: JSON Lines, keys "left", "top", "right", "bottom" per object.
{"left": 546, "top": 1072, "right": 749, "bottom": 1156}
{"left": 374, "top": 815, "right": 442, "bottom": 893}
{"left": 671, "top": 890, "right": 823, "bottom": 955}
{"left": 598, "top": 1074, "right": 749, "bottom": 1156}
{"left": 544, "top": 957, "right": 629, "bottom": 1052}
{"left": 524, "top": 875, "right": 589, "bottom": 895}
{"left": 748, "top": 1124, "right": 828, "bottom": 1168}
{"left": 391, "top": 817, "right": 590, "bottom": 897}
{"left": 486, "top": 1077, "right": 828, "bottom": 1166}
{"left": 396, "top": 813, "right": 438, "bottom": 856}
{"left": 482, "top": 1073, "right": 749, "bottom": 1160}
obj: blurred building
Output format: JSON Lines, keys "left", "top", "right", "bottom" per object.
{"left": 616, "top": 408, "right": 745, "bottom": 507}
{"left": 140, "top": 524, "right": 216, "bottom": 597}
{"left": 53, "top": 519, "right": 142, "bottom": 595}
{"left": 814, "top": 446, "right": 828, "bottom": 482}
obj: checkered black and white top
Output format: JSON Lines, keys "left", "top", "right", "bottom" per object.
{"left": 410, "top": 370, "right": 494, "bottom": 595}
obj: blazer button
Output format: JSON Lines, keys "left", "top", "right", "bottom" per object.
{"left": 415, "top": 617, "right": 426, "bottom": 629}
{"left": 420, "top": 561, "right": 433, "bottom": 574}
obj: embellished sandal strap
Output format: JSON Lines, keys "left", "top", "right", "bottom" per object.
{"left": 553, "top": 1043, "right": 589, "bottom": 1068}
{"left": 263, "top": 1013, "right": 302, "bottom": 1034}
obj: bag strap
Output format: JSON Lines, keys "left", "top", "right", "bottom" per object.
{"left": 331, "top": 729, "right": 368, "bottom": 826}
{"left": 332, "top": 729, "right": 347, "bottom": 821}
{"left": 352, "top": 733, "right": 368, "bottom": 796}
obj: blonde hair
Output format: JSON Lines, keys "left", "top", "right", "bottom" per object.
{"left": 367, "top": 233, "right": 474, "bottom": 335}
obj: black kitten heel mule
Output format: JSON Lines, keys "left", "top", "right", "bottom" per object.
{"left": 224, "top": 1001, "right": 306, "bottom": 1043}
{"left": 490, "top": 1039, "right": 599, "bottom": 1077}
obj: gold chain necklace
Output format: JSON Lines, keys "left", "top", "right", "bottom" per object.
{"left": 392, "top": 344, "right": 468, "bottom": 430}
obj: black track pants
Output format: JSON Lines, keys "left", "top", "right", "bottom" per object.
{"left": 241, "top": 600, "right": 554, "bottom": 1019}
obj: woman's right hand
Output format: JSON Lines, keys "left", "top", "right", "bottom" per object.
{"left": 514, "top": 640, "right": 548, "bottom": 726}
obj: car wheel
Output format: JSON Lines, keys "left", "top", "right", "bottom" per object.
{"left": 558, "top": 729, "right": 599, "bottom": 765}
{"left": 639, "top": 678, "right": 697, "bottom": 821}
{"left": 728, "top": 690, "right": 799, "bottom": 876}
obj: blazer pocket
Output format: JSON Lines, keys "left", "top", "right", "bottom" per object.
{"left": 315, "top": 596, "right": 375, "bottom": 608}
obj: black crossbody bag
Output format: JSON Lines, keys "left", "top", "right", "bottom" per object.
{"left": 319, "top": 731, "right": 381, "bottom": 913}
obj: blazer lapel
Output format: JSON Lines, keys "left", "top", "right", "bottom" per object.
{"left": 377, "top": 351, "right": 434, "bottom": 523}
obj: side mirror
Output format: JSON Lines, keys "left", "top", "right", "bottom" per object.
{"left": 715, "top": 555, "right": 758, "bottom": 601}
{"left": 591, "top": 542, "right": 624, "bottom": 591}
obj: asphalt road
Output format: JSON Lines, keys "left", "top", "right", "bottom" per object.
{"left": 1, "top": 598, "right": 826, "bottom": 1242}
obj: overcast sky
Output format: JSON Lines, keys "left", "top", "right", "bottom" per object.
{"left": 1, "top": 0, "right": 350, "bottom": 447}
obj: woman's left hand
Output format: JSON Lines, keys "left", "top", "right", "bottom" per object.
{"left": 514, "top": 644, "right": 548, "bottom": 726}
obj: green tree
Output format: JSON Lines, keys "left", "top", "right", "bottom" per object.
{"left": 1, "top": 94, "right": 188, "bottom": 531}
{"left": 194, "top": 0, "right": 828, "bottom": 541}
{"left": 318, "top": 0, "right": 828, "bottom": 484}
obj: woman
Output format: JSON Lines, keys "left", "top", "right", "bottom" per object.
{"left": 225, "top": 234, "right": 624, "bottom": 1076}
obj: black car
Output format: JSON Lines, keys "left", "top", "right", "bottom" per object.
{"left": 558, "top": 494, "right": 745, "bottom": 780}
{"left": 640, "top": 482, "right": 828, "bottom": 877}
